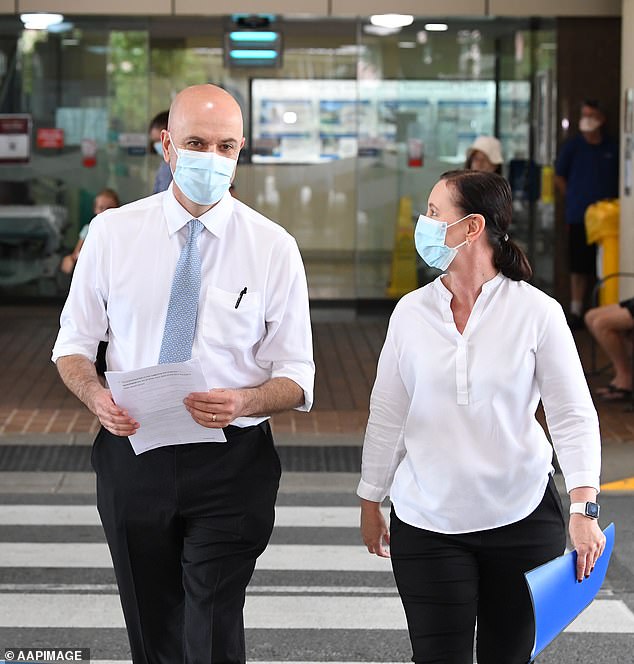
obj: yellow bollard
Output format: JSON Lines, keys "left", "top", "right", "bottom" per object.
{"left": 541, "top": 165, "right": 555, "bottom": 204}
{"left": 386, "top": 196, "right": 418, "bottom": 298}
{"left": 584, "top": 199, "right": 620, "bottom": 305}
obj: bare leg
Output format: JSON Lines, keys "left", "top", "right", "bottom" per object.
{"left": 585, "top": 305, "right": 634, "bottom": 390}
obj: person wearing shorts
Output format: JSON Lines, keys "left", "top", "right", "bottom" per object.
{"left": 585, "top": 297, "right": 634, "bottom": 400}
{"left": 555, "top": 100, "right": 619, "bottom": 329}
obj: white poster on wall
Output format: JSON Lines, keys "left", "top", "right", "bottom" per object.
{"left": 0, "top": 114, "right": 31, "bottom": 163}
{"left": 251, "top": 79, "right": 497, "bottom": 164}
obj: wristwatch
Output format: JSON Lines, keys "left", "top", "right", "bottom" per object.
{"left": 569, "top": 501, "right": 600, "bottom": 519}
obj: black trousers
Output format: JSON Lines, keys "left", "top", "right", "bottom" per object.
{"left": 91, "top": 422, "right": 281, "bottom": 664}
{"left": 390, "top": 475, "right": 566, "bottom": 664}
{"left": 568, "top": 223, "right": 597, "bottom": 275}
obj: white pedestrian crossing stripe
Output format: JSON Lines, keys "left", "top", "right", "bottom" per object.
{"left": 0, "top": 504, "right": 367, "bottom": 527}
{"left": 0, "top": 543, "right": 392, "bottom": 571}
{"left": 0, "top": 594, "right": 632, "bottom": 633}
{"left": 1, "top": 500, "right": 633, "bottom": 664}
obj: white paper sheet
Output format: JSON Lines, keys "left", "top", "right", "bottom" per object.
{"left": 105, "top": 358, "right": 226, "bottom": 455}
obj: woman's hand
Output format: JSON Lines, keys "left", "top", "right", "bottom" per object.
{"left": 569, "top": 515, "right": 606, "bottom": 582}
{"left": 360, "top": 498, "right": 390, "bottom": 558}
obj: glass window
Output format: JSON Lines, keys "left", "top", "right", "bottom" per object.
{"left": 0, "top": 15, "right": 556, "bottom": 302}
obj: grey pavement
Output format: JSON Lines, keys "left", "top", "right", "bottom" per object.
{"left": 0, "top": 431, "right": 633, "bottom": 663}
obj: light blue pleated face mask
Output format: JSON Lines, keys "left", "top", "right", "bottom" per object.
{"left": 414, "top": 213, "right": 471, "bottom": 272}
{"left": 170, "top": 134, "right": 236, "bottom": 205}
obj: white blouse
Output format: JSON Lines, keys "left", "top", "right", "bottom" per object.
{"left": 357, "top": 273, "right": 601, "bottom": 534}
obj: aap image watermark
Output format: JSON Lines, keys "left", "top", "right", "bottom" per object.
{"left": 3, "top": 648, "right": 90, "bottom": 662}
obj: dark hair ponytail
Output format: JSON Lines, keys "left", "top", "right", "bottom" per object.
{"left": 440, "top": 170, "right": 532, "bottom": 282}
{"left": 492, "top": 234, "right": 532, "bottom": 282}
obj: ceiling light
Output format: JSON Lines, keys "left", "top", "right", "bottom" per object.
{"left": 424, "top": 23, "right": 448, "bottom": 32}
{"left": 20, "top": 13, "right": 64, "bottom": 30}
{"left": 229, "top": 49, "right": 278, "bottom": 60}
{"left": 229, "top": 31, "right": 278, "bottom": 43}
{"left": 370, "top": 14, "right": 413, "bottom": 29}
{"left": 398, "top": 41, "right": 417, "bottom": 49}
{"left": 226, "top": 27, "right": 282, "bottom": 68}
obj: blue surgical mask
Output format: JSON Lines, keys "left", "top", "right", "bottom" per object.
{"left": 170, "top": 135, "right": 236, "bottom": 205}
{"left": 153, "top": 141, "right": 163, "bottom": 156}
{"left": 414, "top": 213, "right": 471, "bottom": 271}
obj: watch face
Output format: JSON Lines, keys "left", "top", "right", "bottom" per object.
{"left": 586, "top": 502, "right": 600, "bottom": 518}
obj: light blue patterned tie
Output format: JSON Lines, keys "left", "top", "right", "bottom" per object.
{"left": 158, "top": 219, "right": 204, "bottom": 363}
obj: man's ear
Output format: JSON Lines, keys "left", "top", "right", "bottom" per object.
{"left": 160, "top": 129, "right": 171, "bottom": 163}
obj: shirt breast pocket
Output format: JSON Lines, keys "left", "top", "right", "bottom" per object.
{"left": 201, "top": 286, "right": 264, "bottom": 349}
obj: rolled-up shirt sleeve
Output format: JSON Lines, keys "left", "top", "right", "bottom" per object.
{"left": 535, "top": 299, "right": 601, "bottom": 493}
{"left": 357, "top": 322, "right": 409, "bottom": 502}
{"left": 52, "top": 218, "right": 109, "bottom": 364}
{"left": 255, "top": 235, "right": 314, "bottom": 411}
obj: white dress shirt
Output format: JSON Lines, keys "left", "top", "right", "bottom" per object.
{"left": 53, "top": 186, "right": 314, "bottom": 427}
{"left": 357, "top": 273, "right": 601, "bottom": 534}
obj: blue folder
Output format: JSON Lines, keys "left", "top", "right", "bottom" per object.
{"left": 524, "top": 522, "right": 615, "bottom": 661}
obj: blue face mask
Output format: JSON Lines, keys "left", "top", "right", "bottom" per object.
{"left": 170, "top": 135, "right": 236, "bottom": 205}
{"left": 414, "top": 213, "right": 471, "bottom": 271}
{"left": 153, "top": 141, "right": 163, "bottom": 156}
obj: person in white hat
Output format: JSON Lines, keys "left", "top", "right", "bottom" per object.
{"left": 465, "top": 135, "right": 503, "bottom": 174}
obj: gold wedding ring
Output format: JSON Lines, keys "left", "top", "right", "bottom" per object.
{"left": 211, "top": 413, "right": 217, "bottom": 423}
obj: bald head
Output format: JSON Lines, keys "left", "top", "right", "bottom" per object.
{"left": 164, "top": 84, "right": 244, "bottom": 171}
{"left": 169, "top": 84, "right": 243, "bottom": 138}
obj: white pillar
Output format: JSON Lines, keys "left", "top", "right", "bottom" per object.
{"left": 621, "top": 0, "right": 634, "bottom": 297}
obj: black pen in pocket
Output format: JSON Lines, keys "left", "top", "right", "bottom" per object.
{"left": 235, "top": 286, "right": 247, "bottom": 309}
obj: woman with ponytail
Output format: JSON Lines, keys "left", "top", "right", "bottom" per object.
{"left": 358, "top": 170, "right": 605, "bottom": 663}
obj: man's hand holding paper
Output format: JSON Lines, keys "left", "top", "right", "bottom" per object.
{"left": 184, "top": 387, "right": 247, "bottom": 429}
{"left": 105, "top": 358, "right": 226, "bottom": 454}
{"left": 91, "top": 387, "right": 140, "bottom": 438}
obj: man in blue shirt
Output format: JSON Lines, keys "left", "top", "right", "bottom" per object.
{"left": 555, "top": 100, "right": 619, "bottom": 329}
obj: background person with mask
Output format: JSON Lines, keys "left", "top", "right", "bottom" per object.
{"left": 555, "top": 99, "right": 619, "bottom": 330}
{"left": 52, "top": 84, "right": 314, "bottom": 664}
{"left": 59, "top": 189, "right": 121, "bottom": 274}
{"left": 148, "top": 109, "right": 172, "bottom": 193}
{"left": 59, "top": 187, "right": 120, "bottom": 376}
{"left": 359, "top": 170, "right": 604, "bottom": 664}
{"left": 464, "top": 135, "right": 503, "bottom": 174}
{"left": 60, "top": 188, "right": 120, "bottom": 275}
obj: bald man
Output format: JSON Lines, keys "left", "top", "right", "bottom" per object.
{"left": 53, "top": 85, "right": 314, "bottom": 663}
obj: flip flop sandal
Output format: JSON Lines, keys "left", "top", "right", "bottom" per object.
{"left": 600, "top": 387, "right": 633, "bottom": 402}
{"left": 595, "top": 383, "right": 619, "bottom": 396}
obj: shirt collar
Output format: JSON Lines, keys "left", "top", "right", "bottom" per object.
{"left": 435, "top": 271, "right": 504, "bottom": 301}
{"left": 162, "top": 183, "right": 234, "bottom": 238}
{"left": 481, "top": 271, "right": 504, "bottom": 293}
